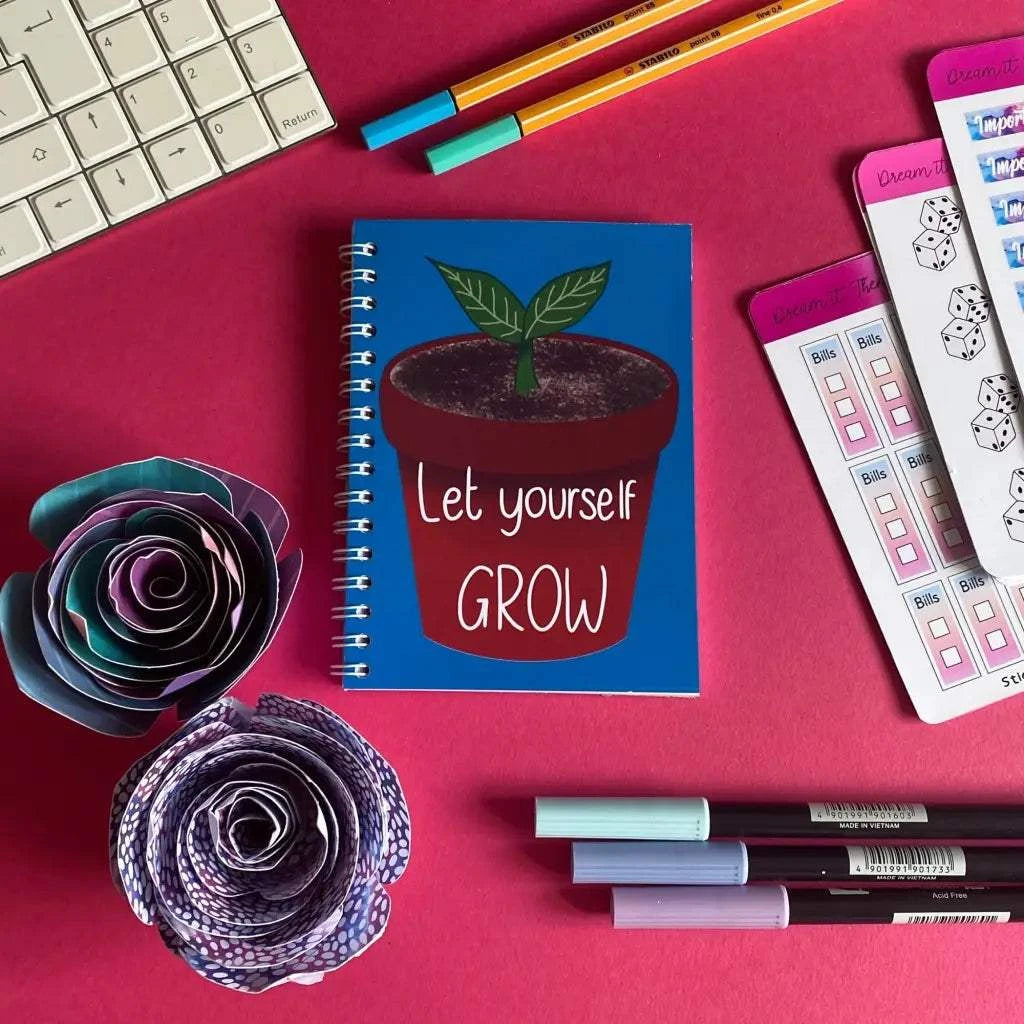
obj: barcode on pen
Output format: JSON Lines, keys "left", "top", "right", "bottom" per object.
{"left": 892, "top": 912, "right": 1010, "bottom": 925}
{"left": 808, "top": 802, "right": 928, "bottom": 824}
{"left": 848, "top": 845, "right": 966, "bottom": 877}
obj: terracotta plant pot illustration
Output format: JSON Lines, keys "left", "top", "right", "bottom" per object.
{"left": 379, "top": 259, "right": 679, "bottom": 661}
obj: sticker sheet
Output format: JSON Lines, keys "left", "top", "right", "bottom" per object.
{"left": 751, "top": 254, "right": 1024, "bottom": 723}
{"left": 858, "top": 138, "right": 1024, "bottom": 583}
{"left": 930, "top": 37, "right": 1024, "bottom": 382}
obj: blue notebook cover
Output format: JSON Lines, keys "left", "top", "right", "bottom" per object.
{"left": 340, "top": 219, "right": 696, "bottom": 694}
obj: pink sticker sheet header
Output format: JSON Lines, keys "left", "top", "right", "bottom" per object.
{"left": 929, "top": 35, "right": 1024, "bottom": 102}
{"left": 748, "top": 253, "right": 889, "bottom": 345}
{"left": 858, "top": 138, "right": 955, "bottom": 205}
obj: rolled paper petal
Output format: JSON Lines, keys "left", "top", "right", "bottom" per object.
{"left": 29, "top": 458, "right": 234, "bottom": 550}
{"left": 109, "top": 696, "right": 409, "bottom": 991}
{"left": 2, "top": 458, "right": 301, "bottom": 736}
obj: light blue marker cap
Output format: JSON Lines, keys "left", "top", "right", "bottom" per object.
{"left": 361, "top": 90, "right": 458, "bottom": 150}
{"left": 535, "top": 797, "right": 711, "bottom": 841}
{"left": 425, "top": 115, "right": 523, "bottom": 174}
{"left": 572, "top": 841, "right": 748, "bottom": 886}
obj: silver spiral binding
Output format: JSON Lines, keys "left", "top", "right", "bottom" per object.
{"left": 333, "top": 240, "right": 377, "bottom": 680}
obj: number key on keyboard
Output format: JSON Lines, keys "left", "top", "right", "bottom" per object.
{"left": 149, "top": 0, "right": 220, "bottom": 59}
{"left": 145, "top": 121, "right": 218, "bottom": 195}
{"left": 176, "top": 40, "right": 245, "bottom": 115}
{"left": 234, "top": 17, "right": 302, "bottom": 89}
{"left": 0, "top": 120, "right": 80, "bottom": 205}
{"left": 92, "top": 11, "right": 164, "bottom": 84}
{"left": 119, "top": 65, "right": 190, "bottom": 139}
{"left": 0, "top": 199, "right": 49, "bottom": 274}
{"left": 89, "top": 147, "right": 162, "bottom": 221}
{"left": 63, "top": 92, "right": 135, "bottom": 164}
{"left": 0, "top": 62, "right": 48, "bottom": 138}
{"left": 203, "top": 95, "right": 274, "bottom": 169}
{"left": 0, "top": 0, "right": 109, "bottom": 111}
{"left": 259, "top": 72, "right": 329, "bottom": 146}
{"left": 209, "top": 0, "right": 276, "bottom": 33}
{"left": 31, "top": 172, "right": 106, "bottom": 246}
{"left": 73, "top": 0, "right": 139, "bottom": 29}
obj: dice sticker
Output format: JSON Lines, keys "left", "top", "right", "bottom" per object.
{"left": 913, "top": 197, "right": 963, "bottom": 271}
{"left": 940, "top": 283, "right": 991, "bottom": 361}
{"left": 1006, "top": 469, "right": 1024, "bottom": 543}
{"left": 972, "top": 370, "right": 1021, "bottom": 452}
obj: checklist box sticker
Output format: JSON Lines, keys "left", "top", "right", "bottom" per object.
{"left": 974, "top": 601, "right": 995, "bottom": 622}
{"left": 896, "top": 543, "right": 918, "bottom": 565}
{"left": 881, "top": 381, "right": 902, "bottom": 401}
{"left": 891, "top": 406, "right": 912, "bottom": 426}
{"left": 943, "top": 528, "right": 964, "bottom": 547}
{"left": 986, "top": 629, "right": 1008, "bottom": 651}
{"left": 871, "top": 357, "right": 891, "bottom": 377}
{"left": 835, "top": 397, "right": 856, "bottom": 417}
{"left": 846, "top": 422, "right": 866, "bottom": 442}
{"left": 940, "top": 646, "right": 963, "bottom": 668}
{"left": 876, "top": 493, "right": 897, "bottom": 514}
{"left": 825, "top": 373, "right": 845, "bottom": 393}
{"left": 921, "top": 477, "right": 941, "bottom": 497}
{"left": 928, "top": 617, "right": 950, "bottom": 639}
{"left": 886, "top": 518, "right": 908, "bottom": 539}
{"left": 932, "top": 503, "right": 952, "bottom": 523}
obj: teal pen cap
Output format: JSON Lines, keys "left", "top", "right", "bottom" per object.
{"left": 535, "top": 797, "right": 711, "bottom": 841}
{"left": 425, "top": 115, "right": 523, "bottom": 174}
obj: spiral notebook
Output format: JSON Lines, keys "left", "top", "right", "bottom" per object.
{"left": 336, "top": 219, "right": 696, "bottom": 694}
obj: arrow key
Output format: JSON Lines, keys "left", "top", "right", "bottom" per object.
{"left": 144, "top": 122, "right": 218, "bottom": 196}
{"left": 30, "top": 172, "right": 106, "bottom": 247}
{"left": 62, "top": 92, "right": 135, "bottom": 165}
{"left": 88, "top": 147, "right": 163, "bottom": 222}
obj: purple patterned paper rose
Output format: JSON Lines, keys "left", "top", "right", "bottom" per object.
{"left": 0, "top": 457, "right": 301, "bottom": 737}
{"left": 109, "top": 694, "right": 410, "bottom": 992}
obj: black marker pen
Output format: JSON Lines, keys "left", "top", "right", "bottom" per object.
{"left": 536, "top": 797, "right": 1024, "bottom": 840}
{"left": 612, "top": 885, "right": 1024, "bottom": 929}
{"left": 573, "top": 840, "right": 1024, "bottom": 885}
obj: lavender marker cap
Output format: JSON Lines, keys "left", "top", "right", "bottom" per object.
{"left": 573, "top": 841, "right": 748, "bottom": 885}
{"left": 612, "top": 886, "right": 790, "bottom": 930}
{"left": 535, "top": 798, "right": 711, "bottom": 840}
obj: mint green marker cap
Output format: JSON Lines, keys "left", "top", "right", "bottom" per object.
{"left": 425, "top": 114, "right": 523, "bottom": 174}
{"left": 535, "top": 798, "right": 711, "bottom": 841}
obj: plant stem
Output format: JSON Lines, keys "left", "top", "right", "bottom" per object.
{"left": 514, "top": 340, "right": 539, "bottom": 396}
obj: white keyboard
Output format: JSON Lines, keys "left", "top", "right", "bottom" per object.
{"left": 0, "top": 0, "right": 334, "bottom": 278}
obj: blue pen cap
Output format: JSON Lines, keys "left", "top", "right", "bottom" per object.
{"left": 572, "top": 841, "right": 748, "bottom": 886}
{"left": 361, "top": 90, "right": 458, "bottom": 149}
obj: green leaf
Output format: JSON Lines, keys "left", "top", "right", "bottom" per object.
{"left": 428, "top": 258, "right": 526, "bottom": 344}
{"left": 522, "top": 262, "right": 610, "bottom": 343}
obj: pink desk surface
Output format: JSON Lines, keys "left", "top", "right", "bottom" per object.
{"left": 3, "top": 1, "right": 1024, "bottom": 1021}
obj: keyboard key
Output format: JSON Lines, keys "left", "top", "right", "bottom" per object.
{"left": 0, "top": 120, "right": 80, "bottom": 204}
{"left": 63, "top": 92, "right": 136, "bottom": 164}
{"left": 73, "top": 0, "right": 139, "bottom": 28}
{"left": 89, "top": 147, "right": 162, "bottom": 220}
{"left": 233, "top": 17, "right": 301, "bottom": 89}
{"left": 209, "top": 0, "right": 275, "bottom": 33}
{"left": 144, "top": 121, "right": 217, "bottom": 194}
{"left": 0, "top": 0, "right": 109, "bottom": 111}
{"left": 119, "top": 66, "right": 189, "bottom": 139}
{"left": 92, "top": 11, "right": 164, "bottom": 84}
{"left": 149, "top": 0, "right": 219, "bottom": 59}
{"left": 0, "top": 62, "right": 47, "bottom": 138}
{"left": 176, "top": 40, "right": 245, "bottom": 114}
{"left": 0, "top": 199, "right": 48, "bottom": 274}
{"left": 30, "top": 172, "right": 106, "bottom": 246}
{"left": 259, "top": 72, "right": 328, "bottom": 145}
{"left": 203, "top": 95, "right": 273, "bottom": 169}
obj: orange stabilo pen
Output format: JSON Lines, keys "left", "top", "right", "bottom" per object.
{"left": 360, "top": 0, "right": 716, "bottom": 149}
{"left": 425, "top": 0, "right": 844, "bottom": 174}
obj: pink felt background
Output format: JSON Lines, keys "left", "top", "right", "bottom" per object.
{"left": 3, "top": 0, "right": 1024, "bottom": 1020}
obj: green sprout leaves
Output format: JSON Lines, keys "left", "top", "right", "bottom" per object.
{"left": 428, "top": 258, "right": 610, "bottom": 397}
